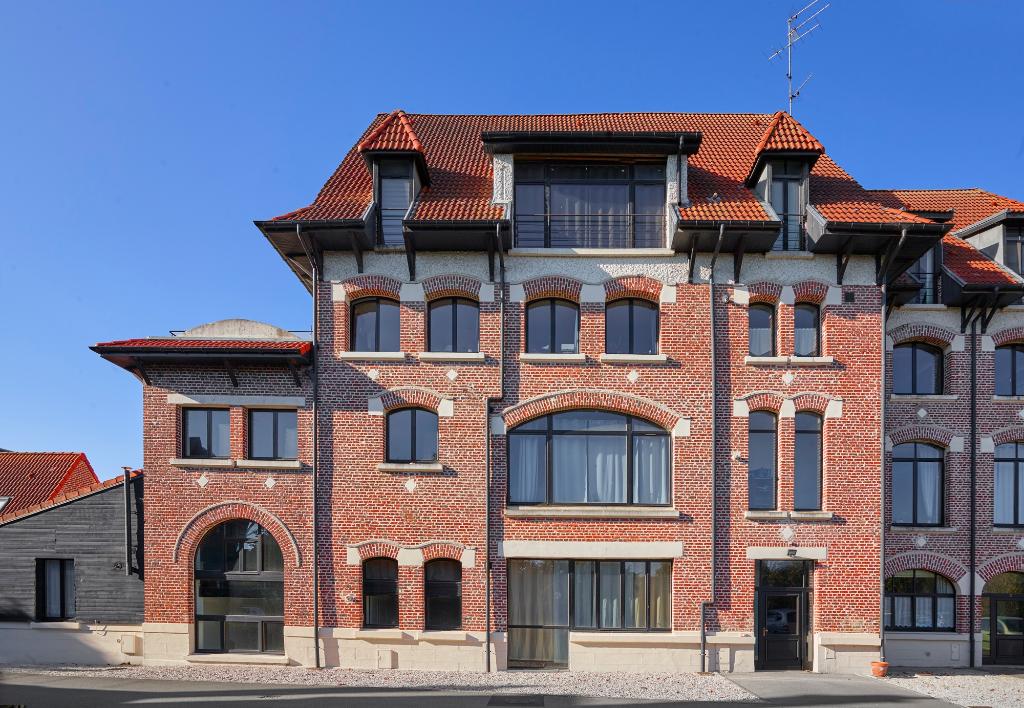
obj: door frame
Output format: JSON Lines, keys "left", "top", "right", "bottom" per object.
{"left": 984, "top": 593, "right": 1024, "bottom": 666}
{"left": 754, "top": 560, "right": 812, "bottom": 671}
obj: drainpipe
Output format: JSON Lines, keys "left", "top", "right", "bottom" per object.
{"left": 297, "top": 224, "right": 322, "bottom": 669}
{"left": 676, "top": 138, "right": 685, "bottom": 207}
{"left": 969, "top": 315, "right": 978, "bottom": 668}
{"left": 123, "top": 466, "right": 132, "bottom": 576}
{"left": 879, "top": 284, "right": 887, "bottom": 664}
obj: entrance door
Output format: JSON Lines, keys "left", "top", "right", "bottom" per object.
{"left": 755, "top": 560, "right": 810, "bottom": 670}
{"left": 982, "top": 572, "right": 1024, "bottom": 666}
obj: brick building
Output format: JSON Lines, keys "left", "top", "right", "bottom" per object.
{"left": 91, "top": 111, "right": 1024, "bottom": 672}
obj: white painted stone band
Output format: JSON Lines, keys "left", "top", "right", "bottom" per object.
{"left": 167, "top": 394, "right": 305, "bottom": 408}
{"left": 746, "top": 547, "right": 827, "bottom": 560}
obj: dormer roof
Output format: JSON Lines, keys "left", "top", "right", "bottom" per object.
{"left": 744, "top": 111, "right": 824, "bottom": 186}
{"left": 357, "top": 109, "right": 425, "bottom": 153}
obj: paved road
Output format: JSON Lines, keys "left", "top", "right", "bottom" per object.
{"left": 0, "top": 670, "right": 958, "bottom": 707}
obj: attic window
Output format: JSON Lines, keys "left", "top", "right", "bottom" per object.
{"left": 768, "top": 160, "right": 806, "bottom": 251}
{"left": 0, "top": 497, "right": 9, "bottom": 513}
{"left": 378, "top": 160, "right": 413, "bottom": 248}
{"left": 1005, "top": 226, "right": 1024, "bottom": 276}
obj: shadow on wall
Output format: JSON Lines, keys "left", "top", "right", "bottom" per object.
{"left": 0, "top": 624, "right": 140, "bottom": 666}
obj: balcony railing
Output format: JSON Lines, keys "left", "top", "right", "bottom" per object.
{"left": 911, "top": 272, "right": 939, "bottom": 304}
{"left": 514, "top": 213, "right": 665, "bottom": 249}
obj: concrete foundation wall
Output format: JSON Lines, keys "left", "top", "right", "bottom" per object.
{"left": 0, "top": 621, "right": 143, "bottom": 666}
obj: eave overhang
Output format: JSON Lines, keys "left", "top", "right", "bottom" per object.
{"left": 91, "top": 344, "right": 312, "bottom": 369}
{"left": 673, "top": 218, "right": 782, "bottom": 254}
{"left": 953, "top": 209, "right": 1024, "bottom": 239}
{"left": 941, "top": 271, "right": 1024, "bottom": 309}
{"left": 480, "top": 131, "right": 703, "bottom": 157}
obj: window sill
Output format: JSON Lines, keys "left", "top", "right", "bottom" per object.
{"left": 788, "top": 356, "right": 835, "bottom": 366}
{"left": 509, "top": 247, "right": 675, "bottom": 258}
{"left": 744, "top": 355, "right": 834, "bottom": 366}
{"left": 418, "top": 352, "right": 486, "bottom": 362}
{"left": 336, "top": 351, "right": 406, "bottom": 361}
{"left": 745, "top": 510, "right": 834, "bottom": 522}
{"left": 352, "top": 629, "right": 411, "bottom": 641}
{"left": 377, "top": 462, "right": 444, "bottom": 474}
{"left": 889, "top": 394, "right": 958, "bottom": 402}
{"left": 29, "top": 621, "right": 81, "bottom": 630}
{"left": 764, "top": 250, "right": 814, "bottom": 260}
{"left": 236, "top": 459, "right": 302, "bottom": 470}
{"left": 505, "top": 505, "right": 678, "bottom": 519}
{"left": 599, "top": 353, "right": 668, "bottom": 364}
{"left": 993, "top": 395, "right": 1024, "bottom": 402}
{"left": 744, "top": 510, "right": 789, "bottom": 521}
{"left": 889, "top": 525, "right": 958, "bottom": 534}
{"left": 185, "top": 653, "right": 289, "bottom": 665}
{"left": 991, "top": 526, "right": 1024, "bottom": 534}
{"left": 790, "top": 511, "right": 834, "bottom": 521}
{"left": 417, "top": 630, "right": 473, "bottom": 644}
{"left": 899, "top": 303, "right": 948, "bottom": 311}
{"left": 519, "top": 353, "right": 586, "bottom": 363}
{"left": 169, "top": 458, "right": 233, "bottom": 468}
{"left": 744, "top": 356, "right": 789, "bottom": 365}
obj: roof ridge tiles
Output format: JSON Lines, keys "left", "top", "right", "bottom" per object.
{"left": 357, "top": 109, "right": 424, "bottom": 153}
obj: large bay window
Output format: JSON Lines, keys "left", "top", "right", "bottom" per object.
{"left": 884, "top": 569, "right": 955, "bottom": 631}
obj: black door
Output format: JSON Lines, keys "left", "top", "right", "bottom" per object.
{"left": 756, "top": 560, "right": 810, "bottom": 670}
{"left": 985, "top": 596, "right": 1024, "bottom": 665}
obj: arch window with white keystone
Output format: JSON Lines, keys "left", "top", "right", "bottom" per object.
{"left": 351, "top": 297, "right": 400, "bottom": 352}
{"left": 748, "top": 411, "right": 777, "bottom": 510}
{"left": 507, "top": 411, "right": 670, "bottom": 506}
{"left": 363, "top": 557, "right": 398, "bottom": 628}
{"left": 386, "top": 408, "right": 438, "bottom": 464}
{"left": 428, "top": 297, "right": 479, "bottom": 353}
{"left": 526, "top": 299, "right": 579, "bottom": 354}
{"left": 605, "top": 298, "right": 658, "bottom": 355}
{"left": 893, "top": 342, "right": 943, "bottom": 395}
{"left": 793, "top": 303, "right": 820, "bottom": 357}
{"left": 749, "top": 304, "right": 775, "bottom": 357}
{"left": 424, "top": 559, "right": 462, "bottom": 630}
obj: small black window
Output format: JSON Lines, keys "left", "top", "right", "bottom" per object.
{"left": 183, "top": 408, "right": 230, "bottom": 458}
{"left": 605, "top": 299, "right": 659, "bottom": 355}
{"left": 386, "top": 408, "right": 438, "bottom": 463}
{"left": 248, "top": 410, "right": 298, "bottom": 460}
{"left": 748, "top": 411, "right": 777, "bottom": 510}
{"left": 36, "top": 559, "right": 75, "bottom": 621}
{"left": 428, "top": 298, "right": 479, "bottom": 353}
{"left": 794, "top": 413, "right": 822, "bottom": 511}
{"left": 794, "top": 304, "right": 820, "bottom": 357}
{"left": 1006, "top": 227, "right": 1024, "bottom": 276}
{"left": 994, "top": 443, "right": 1024, "bottom": 527}
{"left": 526, "top": 299, "right": 579, "bottom": 354}
{"left": 885, "top": 569, "right": 955, "bottom": 631}
{"left": 351, "top": 298, "right": 401, "bottom": 352}
{"left": 893, "top": 343, "right": 943, "bottom": 395}
{"left": 424, "top": 559, "right": 462, "bottom": 630}
{"left": 363, "top": 557, "right": 398, "bottom": 628}
{"left": 749, "top": 304, "right": 775, "bottom": 357}
{"left": 379, "top": 160, "right": 412, "bottom": 247}
{"left": 995, "top": 345, "right": 1024, "bottom": 396}
{"left": 892, "top": 442, "right": 944, "bottom": 526}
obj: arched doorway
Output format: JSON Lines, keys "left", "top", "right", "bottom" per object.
{"left": 982, "top": 571, "right": 1024, "bottom": 665}
{"left": 194, "top": 519, "right": 284, "bottom": 654}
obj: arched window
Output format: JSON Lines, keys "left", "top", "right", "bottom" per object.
{"left": 363, "top": 557, "right": 398, "bottom": 628}
{"left": 195, "top": 520, "right": 284, "bottom": 654}
{"left": 386, "top": 408, "right": 438, "bottom": 463}
{"left": 995, "top": 345, "right": 1024, "bottom": 397}
{"left": 794, "top": 412, "right": 822, "bottom": 511}
{"left": 507, "top": 410, "right": 670, "bottom": 505}
{"left": 351, "top": 297, "right": 400, "bottom": 352}
{"left": 748, "top": 411, "right": 777, "bottom": 510}
{"left": 428, "top": 297, "right": 479, "bottom": 353}
{"left": 794, "top": 303, "right": 820, "bottom": 357}
{"left": 605, "top": 298, "right": 659, "bottom": 355}
{"left": 892, "top": 442, "right": 943, "bottom": 526}
{"left": 526, "top": 299, "right": 579, "bottom": 354}
{"left": 749, "top": 304, "right": 775, "bottom": 357}
{"left": 884, "top": 569, "right": 955, "bottom": 631}
{"left": 995, "top": 443, "right": 1024, "bottom": 527}
{"left": 893, "top": 342, "right": 943, "bottom": 395}
{"left": 982, "top": 572, "right": 1024, "bottom": 664}
{"left": 424, "top": 559, "right": 462, "bottom": 630}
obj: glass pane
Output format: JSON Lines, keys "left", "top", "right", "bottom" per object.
{"left": 526, "top": 301, "right": 552, "bottom": 353}
{"left": 197, "top": 620, "right": 222, "bottom": 652}
{"left": 185, "top": 409, "right": 210, "bottom": 457}
{"left": 508, "top": 560, "right": 569, "bottom": 627}
{"left": 426, "top": 560, "right": 460, "bottom": 582}
{"left": 634, "top": 164, "right": 665, "bottom": 181}
{"left": 225, "top": 621, "right": 260, "bottom": 652}
{"left": 935, "top": 574, "right": 954, "bottom": 594}
{"left": 508, "top": 435, "right": 546, "bottom": 504}
{"left": 196, "top": 580, "right": 284, "bottom": 616}
{"left": 996, "top": 347, "right": 1013, "bottom": 396}
{"left": 632, "top": 301, "right": 658, "bottom": 355}
{"left": 210, "top": 410, "right": 229, "bottom": 458}
{"left": 426, "top": 590, "right": 461, "bottom": 630}
{"left": 766, "top": 595, "right": 798, "bottom": 634}
{"left": 749, "top": 306, "right": 773, "bottom": 356}
{"left": 605, "top": 300, "right": 630, "bottom": 354}
{"left": 352, "top": 300, "right": 377, "bottom": 352}
{"left": 893, "top": 596, "right": 912, "bottom": 628}
{"left": 1016, "top": 349, "right": 1024, "bottom": 396}
{"left": 44, "top": 559, "right": 62, "bottom": 618}
{"left": 263, "top": 621, "right": 284, "bottom": 653}
{"left": 599, "top": 562, "right": 622, "bottom": 628}
{"left": 508, "top": 627, "right": 568, "bottom": 668}
{"left": 633, "top": 435, "right": 670, "bottom": 505}
{"left": 915, "top": 596, "right": 934, "bottom": 628}
{"left": 759, "top": 560, "right": 805, "bottom": 588}
{"left": 429, "top": 300, "right": 454, "bottom": 353}
{"left": 62, "top": 561, "right": 75, "bottom": 618}
{"left": 250, "top": 411, "right": 275, "bottom": 459}
{"left": 995, "top": 462, "right": 1016, "bottom": 525}
{"left": 748, "top": 420, "right": 777, "bottom": 510}
{"left": 262, "top": 533, "right": 283, "bottom": 572}
{"left": 553, "top": 301, "right": 579, "bottom": 353}
{"left": 624, "top": 562, "right": 647, "bottom": 629}
{"left": 794, "top": 305, "right": 819, "bottom": 357}
{"left": 551, "top": 435, "right": 587, "bottom": 503}
{"left": 552, "top": 435, "right": 627, "bottom": 504}
{"left": 649, "top": 561, "right": 672, "bottom": 629}
{"left": 377, "top": 300, "right": 401, "bottom": 352}
{"left": 550, "top": 184, "right": 629, "bottom": 248}
{"left": 995, "top": 601, "right": 1024, "bottom": 637}
{"left": 985, "top": 572, "right": 1024, "bottom": 595}
{"left": 794, "top": 415, "right": 822, "bottom": 511}
{"left": 380, "top": 178, "right": 410, "bottom": 247}
{"left": 892, "top": 346, "right": 914, "bottom": 395}
{"left": 455, "top": 300, "right": 479, "bottom": 353}
{"left": 414, "top": 410, "right": 438, "bottom": 462}
{"left": 551, "top": 411, "right": 626, "bottom": 432}
{"left": 937, "top": 598, "right": 955, "bottom": 629}
{"left": 573, "top": 561, "right": 596, "bottom": 628}
{"left": 889, "top": 571, "right": 914, "bottom": 594}
{"left": 277, "top": 411, "right": 297, "bottom": 460}
{"left": 387, "top": 410, "right": 412, "bottom": 462}
{"left": 915, "top": 346, "right": 940, "bottom": 395}
{"left": 196, "top": 526, "right": 225, "bottom": 571}
{"left": 634, "top": 185, "right": 665, "bottom": 248}
{"left": 364, "top": 558, "right": 397, "bottom": 581}
{"left": 917, "top": 461, "right": 942, "bottom": 525}
{"left": 364, "top": 590, "right": 398, "bottom": 627}
{"left": 514, "top": 184, "right": 546, "bottom": 247}
{"left": 892, "top": 462, "right": 914, "bottom": 524}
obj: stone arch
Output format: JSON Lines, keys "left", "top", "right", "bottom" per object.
{"left": 521, "top": 275, "right": 583, "bottom": 302}
{"left": 738, "top": 391, "right": 786, "bottom": 415}
{"left": 992, "top": 427, "right": 1024, "bottom": 446}
{"left": 887, "top": 425, "right": 955, "bottom": 449}
{"left": 352, "top": 540, "right": 402, "bottom": 562}
{"left": 174, "top": 500, "right": 302, "bottom": 567}
{"left": 885, "top": 551, "right": 969, "bottom": 593}
{"left": 747, "top": 281, "right": 783, "bottom": 305}
{"left": 791, "top": 392, "right": 831, "bottom": 416}
{"left": 502, "top": 389, "right": 682, "bottom": 432}
{"left": 422, "top": 542, "right": 468, "bottom": 563}
{"left": 378, "top": 386, "right": 448, "bottom": 414}
{"left": 888, "top": 322, "right": 958, "bottom": 349}
{"left": 990, "top": 327, "right": 1024, "bottom": 348}
{"left": 793, "top": 281, "right": 829, "bottom": 305}
{"left": 980, "top": 553, "right": 1024, "bottom": 584}
{"left": 421, "top": 274, "right": 482, "bottom": 301}
{"left": 603, "top": 275, "right": 662, "bottom": 303}
{"left": 343, "top": 274, "right": 403, "bottom": 301}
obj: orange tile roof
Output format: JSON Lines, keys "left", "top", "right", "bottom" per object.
{"left": 357, "top": 109, "right": 425, "bottom": 153}
{"left": 0, "top": 452, "right": 99, "bottom": 516}
{"left": 0, "top": 470, "right": 142, "bottom": 526}
{"left": 93, "top": 338, "right": 312, "bottom": 355}
{"left": 754, "top": 111, "right": 824, "bottom": 154}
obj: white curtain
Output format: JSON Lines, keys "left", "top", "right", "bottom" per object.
{"left": 508, "top": 561, "right": 569, "bottom": 666}
{"left": 995, "top": 462, "right": 1015, "bottom": 524}
{"left": 509, "top": 436, "right": 546, "bottom": 503}
{"left": 633, "top": 436, "right": 669, "bottom": 505}
{"left": 599, "top": 562, "right": 622, "bottom": 628}
{"left": 915, "top": 597, "right": 934, "bottom": 628}
{"left": 552, "top": 436, "right": 626, "bottom": 503}
{"left": 893, "top": 596, "right": 912, "bottom": 628}
{"left": 44, "top": 560, "right": 62, "bottom": 618}
{"left": 917, "top": 462, "right": 941, "bottom": 524}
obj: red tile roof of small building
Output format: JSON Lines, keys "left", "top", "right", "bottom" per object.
{"left": 0, "top": 452, "right": 99, "bottom": 517}
{"left": 357, "top": 109, "right": 425, "bottom": 153}
{"left": 0, "top": 470, "right": 142, "bottom": 526}
{"left": 754, "top": 111, "right": 824, "bottom": 154}
{"left": 93, "top": 338, "right": 312, "bottom": 355}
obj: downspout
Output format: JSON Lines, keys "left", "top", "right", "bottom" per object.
{"left": 969, "top": 315, "right": 978, "bottom": 668}
{"left": 123, "top": 466, "right": 132, "bottom": 576}
{"left": 297, "top": 224, "right": 322, "bottom": 669}
{"left": 676, "top": 137, "right": 684, "bottom": 207}
{"left": 879, "top": 284, "right": 887, "bottom": 664}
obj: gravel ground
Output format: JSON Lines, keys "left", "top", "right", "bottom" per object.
{"left": 878, "top": 669, "right": 1024, "bottom": 708}
{"left": 2, "top": 664, "right": 758, "bottom": 702}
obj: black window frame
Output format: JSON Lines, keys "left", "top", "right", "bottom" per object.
{"left": 35, "top": 558, "right": 75, "bottom": 621}
{"left": 768, "top": 159, "right": 807, "bottom": 251}
{"left": 363, "top": 557, "right": 399, "bottom": 629}
{"left": 794, "top": 412, "right": 823, "bottom": 511}
{"left": 908, "top": 246, "right": 940, "bottom": 304}
{"left": 748, "top": 411, "right": 778, "bottom": 510}
{"left": 793, "top": 303, "right": 820, "bottom": 357}
{"left": 995, "top": 345, "right": 1024, "bottom": 397}
{"left": 604, "top": 298, "right": 659, "bottom": 355}
{"left": 892, "top": 342, "right": 944, "bottom": 395}
{"left": 1005, "top": 226, "right": 1024, "bottom": 277}
{"left": 525, "top": 298, "right": 580, "bottom": 354}
{"left": 385, "top": 407, "right": 439, "bottom": 464}
{"left": 994, "top": 442, "right": 1024, "bottom": 527}
{"left": 513, "top": 161, "right": 666, "bottom": 249}
{"left": 247, "top": 409, "right": 298, "bottom": 461}
{"left": 182, "top": 407, "right": 230, "bottom": 459}
{"left": 506, "top": 411, "right": 671, "bottom": 507}
{"left": 884, "top": 569, "right": 956, "bottom": 632}
{"left": 749, "top": 303, "right": 776, "bottom": 357}
{"left": 427, "top": 297, "right": 480, "bottom": 354}
{"left": 377, "top": 159, "right": 413, "bottom": 248}
{"left": 424, "top": 559, "right": 462, "bottom": 631}
{"left": 891, "top": 442, "right": 945, "bottom": 527}
{"left": 350, "top": 297, "right": 401, "bottom": 353}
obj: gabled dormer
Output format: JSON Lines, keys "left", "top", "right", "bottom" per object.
{"left": 746, "top": 112, "right": 824, "bottom": 251}
{"left": 357, "top": 109, "right": 430, "bottom": 247}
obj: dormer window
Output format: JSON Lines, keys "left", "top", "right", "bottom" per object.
{"left": 908, "top": 246, "right": 940, "bottom": 304}
{"left": 514, "top": 162, "right": 665, "bottom": 249}
{"left": 378, "top": 160, "right": 413, "bottom": 248}
{"left": 767, "top": 160, "right": 807, "bottom": 251}
{"left": 1005, "top": 226, "right": 1024, "bottom": 276}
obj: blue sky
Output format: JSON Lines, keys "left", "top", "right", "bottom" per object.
{"left": 1, "top": 1, "right": 1021, "bottom": 479}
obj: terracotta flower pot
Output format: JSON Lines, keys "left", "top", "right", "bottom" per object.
{"left": 871, "top": 660, "right": 890, "bottom": 678}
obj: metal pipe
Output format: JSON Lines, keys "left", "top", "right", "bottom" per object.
{"left": 123, "top": 466, "right": 132, "bottom": 576}
{"left": 297, "top": 224, "right": 322, "bottom": 669}
{"left": 969, "top": 316, "right": 978, "bottom": 668}
{"left": 879, "top": 284, "right": 887, "bottom": 663}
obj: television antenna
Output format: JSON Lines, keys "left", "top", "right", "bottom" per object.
{"left": 768, "top": 0, "right": 830, "bottom": 114}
